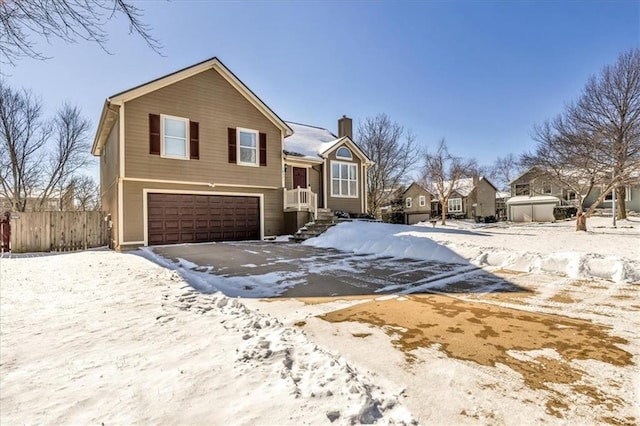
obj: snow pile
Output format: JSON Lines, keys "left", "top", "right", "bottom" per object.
{"left": 304, "top": 222, "right": 468, "bottom": 265}
{"left": 305, "top": 220, "right": 640, "bottom": 283}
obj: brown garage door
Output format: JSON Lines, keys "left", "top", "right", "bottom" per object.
{"left": 148, "top": 193, "right": 260, "bottom": 245}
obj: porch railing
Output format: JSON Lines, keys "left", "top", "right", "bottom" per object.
{"left": 284, "top": 187, "right": 317, "bottom": 219}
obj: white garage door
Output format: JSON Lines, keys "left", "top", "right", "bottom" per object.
{"left": 532, "top": 204, "right": 555, "bottom": 222}
{"left": 510, "top": 205, "right": 531, "bottom": 222}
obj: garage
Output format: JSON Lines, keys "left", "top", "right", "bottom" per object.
{"left": 147, "top": 193, "right": 260, "bottom": 245}
{"left": 507, "top": 196, "right": 560, "bottom": 222}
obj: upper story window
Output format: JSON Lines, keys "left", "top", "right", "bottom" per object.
{"left": 237, "top": 128, "right": 259, "bottom": 166}
{"left": 336, "top": 147, "right": 353, "bottom": 160}
{"left": 515, "top": 183, "right": 530, "bottom": 196}
{"left": 161, "top": 115, "right": 189, "bottom": 159}
{"left": 448, "top": 198, "right": 463, "bottom": 213}
{"left": 419, "top": 195, "right": 426, "bottom": 207}
{"left": 331, "top": 161, "right": 358, "bottom": 198}
{"left": 150, "top": 113, "right": 199, "bottom": 160}
{"left": 541, "top": 182, "right": 552, "bottom": 194}
{"left": 406, "top": 197, "right": 412, "bottom": 208}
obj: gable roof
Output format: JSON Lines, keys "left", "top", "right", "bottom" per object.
{"left": 403, "top": 182, "right": 433, "bottom": 196}
{"left": 283, "top": 121, "right": 373, "bottom": 165}
{"left": 92, "top": 57, "right": 292, "bottom": 155}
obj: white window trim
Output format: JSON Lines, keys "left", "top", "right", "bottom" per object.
{"left": 161, "top": 114, "right": 189, "bottom": 160}
{"left": 330, "top": 160, "right": 358, "bottom": 198}
{"left": 448, "top": 197, "right": 463, "bottom": 213}
{"left": 406, "top": 197, "right": 412, "bottom": 208}
{"left": 419, "top": 195, "right": 426, "bottom": 207}
{"left": 237, "top": 127, "right": 259, "bottom": 167}
{"left": 336, "top": 146, "right": 353, "bottom": 160}
{"left": 603, "top": 185, "right": 632, "bottom": 202}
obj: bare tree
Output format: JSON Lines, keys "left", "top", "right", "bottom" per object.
{"left": 36, "top": 103, "right": 91, "bottom": 211}
{"left": 485, "top": 153, "right": 522, "bottom": 191}
{"left": 71, "top": 175, "right": 100, "bottom": 211}
{"left": 523, "top": 115, "right": 614, "bottom": 231}
{"left": 0, "top": 82, "right": 92, "bottom": 211}
{"left": 524, "top": 48, "right": 640, "bottom": 230}
{"left": 573, "top": 48, "right": 640, "bottom": 220}
{"left": 357, "top": 114, "right": 420, "bottom": 217}
{"left": 421, "top": 139, "right": 476, "bottom": 225}
{"left": 0, "top": 82, "right": 49, "bottom": 211}
{"left": 0, "top": 0, "right": 162, "bottom": 65}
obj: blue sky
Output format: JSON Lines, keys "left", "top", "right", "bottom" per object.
{"left": 3, "top": 1, "right": 639, "bottom": 180}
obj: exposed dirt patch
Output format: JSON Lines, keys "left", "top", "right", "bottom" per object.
{"left": 352, "top": 333, "right": 372, "bottom": 338}
{"left": 293, "top": 295, "right": 378, "bottom": 305}
{"left": 549, "top": 293, "right": 576, "bottom": 304}
{"left": 492, "top": 269, "right": 527, "bottom": 276}
{"left": 321, "top": 294, "right": 633, "bottom": 419}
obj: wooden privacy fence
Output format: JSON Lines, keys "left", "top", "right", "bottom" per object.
{"left": 9, "top": 211, "right": 110, "bottom": 253}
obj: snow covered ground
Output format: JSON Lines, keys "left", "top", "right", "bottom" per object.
{"left": 1, "top": 216, "right": 638, "bottom": 424}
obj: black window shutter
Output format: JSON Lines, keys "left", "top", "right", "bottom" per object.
{"left": 190, "top": 121, "right": 199, "bottom": 160}
{"left": 228, "top": 128, "right": 236, "bottom": 163}
{"left": 149, "top": 114, "right": 160, "bottom": 155}
{"left": 259, "top": 132, "right": 267, "bottom": 166}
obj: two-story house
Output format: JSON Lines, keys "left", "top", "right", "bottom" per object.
{"left": 92, "top": 57, "right": 372, "bottom": 250}
{"left": 402, "top": 182, "right": 433, "bottom": 224}
{"left": 428, "top": 177, "right": 497, "bottom": 221}
{"left": 509, "top": 166, "right": 639, "bottom": 219}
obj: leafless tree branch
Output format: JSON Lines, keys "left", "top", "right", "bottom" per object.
{"left": 0, "top": 0, "right": 163, "bottom": 66}
{"left": 357, "top": 113, "right": 420, "bottom": 217}
{"left": 420, "top": 139, "right": 476, "bottom": 225}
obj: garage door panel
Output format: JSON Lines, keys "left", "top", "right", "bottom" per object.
{"left": 148, "top": 193, "right": 260, "bottom": 245}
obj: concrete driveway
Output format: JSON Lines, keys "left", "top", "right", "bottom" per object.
{"left": 151, "top": 241, "right": 525, "bottom": 298}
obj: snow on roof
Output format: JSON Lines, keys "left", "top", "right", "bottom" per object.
{"left": 454, "top": 178, "right": 475, "bottom": 197}
{"left": 427, "top": 177, "right": 476, "bottom": 199}
{"left": 284, "top": 122, "right": 344, "bottom": 160}
{"left": 496, "top": 191, "right": 511, "bottom": 199}
{"left": 506, "top": 195, "right": 561, "bottom": 205}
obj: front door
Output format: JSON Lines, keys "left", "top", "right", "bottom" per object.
{"left": 292, "top": 167, "right": 307, "bottom": 188}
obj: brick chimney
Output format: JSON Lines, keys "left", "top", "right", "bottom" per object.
{"left": 338, "top": 115, "right": 352, "bottom": 139}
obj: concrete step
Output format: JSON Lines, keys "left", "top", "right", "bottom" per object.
{"left": 291, "top": 220, "right": 336, "bottom": 242}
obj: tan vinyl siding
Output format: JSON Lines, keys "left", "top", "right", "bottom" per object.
{"left": 284, "top": 166, "right": 293, "bottom": 190}
{"left": 100, "top": 118, "right": 119, "bottom": 248}
{"left": 121, "top": 180, "right": 284, "bottom": 244}
{"left": 100, "top": 118, "right": 119, "bottom": 201}
{"left": 476, "top": 179, "right": 496, "bottom": 217}
{"left": 123, "top": 68, "right": 282, "bottom": 188}
{"left": 404, "top": 183, "right": 431, "bottom": 214}
{"left": 325, "top": 145, "right": 363, "bottom": 214}
{"left": 309, "top": 165, "right": 323, "bottom": 207}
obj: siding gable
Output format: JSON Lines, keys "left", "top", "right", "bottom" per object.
{"left": 124, "top": 68, "right": 282, "bottom": 187}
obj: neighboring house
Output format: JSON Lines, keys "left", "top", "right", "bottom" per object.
{"left": 402, "top": 182, "right": 432, "bottom": 224}
{"left": 510, "top": 167, "right": 640, "bottom": 213}
{"left": 429, "top": 177, "right": 497, "bottom": 220}
{"left": 91, "top": 57, "right": 372, "bottom": 250}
